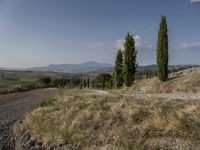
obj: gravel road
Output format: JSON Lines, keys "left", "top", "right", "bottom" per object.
{"left": 85, "top": 90, "right": 200, "bottom": 100}
{"left": 0, "top": 88, "right": 56, "bottom": 150}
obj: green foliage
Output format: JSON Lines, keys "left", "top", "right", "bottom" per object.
{"left": 123, "top": 33, "right": 137, "bottom": 87}
{"left": 80, "top": 78, "right": 87, "bottom": 89}
{"left": 83, "top": 79, "right": 87, "bottom": 88}
{"left": 87, "top": 78, "right": 90, "bottom": 88}
{"left": 93, "top": 73, "right": 113, "bottom": 89}
{"left": 114, "top": 49, "right": 123, "bottom": 88}
{"left": 156, "top": 16, "right": 168, "bottom": 81}
{"left": 135, "top": 69, "right": 156, "bottom": 80}
{"left": 69, "top": 77, "right": 81, "bottom": 88}
{"left": 39, "top": 97, "right": 57, "bottom": 107}
{"left": 51, "top": 77, "right": 81, "bottom": 88}
{"left": 0, "top": 76, "right": 82, "bottom": 95}
{"left": 0, "top": 81, "right": 39, "bottom": 94}
{"left": 51, "top": 78, "right": 69, "bottom": 88}
{"left": 30, "top": 97, "right": 57, "bottom": 111}
{"left": 0, "top": 74, "right": 4, "bottom": 78}
{"left": 20, "top": 82, "right": 38, "bottom": 91}
{"left": 38, "top": 77, "right": 52, "bottom": 87}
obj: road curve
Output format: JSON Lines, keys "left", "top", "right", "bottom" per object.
{"left": 84, "top": 90, "right": 200, "bottom": 100}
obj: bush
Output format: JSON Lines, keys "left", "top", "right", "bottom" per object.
{"left": 0, "top": 76, "right": 82, "bottom": 95}
{"left": 135, "top": 69, "right": 156, "bottom": 80}
{"left": 51, "top": 78, "right": 81, "bottom": 88}
{"left": 29, "top": 97, "right": 57, "bottom": 111}
{"left": 38, "top": 97, "right": 57, "bottom": 107}
{"left": 93, "top": 73, "right": 113, "bottom": 89}
{"left": 38, "top": 77, "right": 52, "bottom": 87}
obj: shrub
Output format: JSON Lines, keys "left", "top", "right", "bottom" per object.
{"left": 38, "top": 77, "right": 52, "bottom": 87}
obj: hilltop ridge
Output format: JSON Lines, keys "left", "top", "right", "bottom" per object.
{"left": 121, "top": 67, "right": 200, "bottom": 94}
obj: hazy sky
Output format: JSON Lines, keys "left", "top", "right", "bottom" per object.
{"left": 0, "top": 0, "right": 199, "bottom": 68}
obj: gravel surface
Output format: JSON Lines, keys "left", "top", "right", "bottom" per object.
{"left": 85, "top": 90, "right": 200, "bottom": 100}
{"left": 0, "top": 88, "right": 56, "bottom": 150}
{"left": 120, "top": 93, "right": 200, "bottom": 100}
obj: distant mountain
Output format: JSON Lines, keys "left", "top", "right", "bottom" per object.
{"left": 27, "top": 61, "right": 113, "bottom": 73}
{"left": 1, "top": 63, "right": 199, "bottom": 74}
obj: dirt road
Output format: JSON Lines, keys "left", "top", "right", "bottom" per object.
{"left": 0, "top": 88, "right": 57, "bottom": 150}
{"left": 85, "top": 90, "right": 200, "bottom": 100}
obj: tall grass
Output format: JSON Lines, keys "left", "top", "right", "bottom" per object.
{"left": 121, "top": 69, "right": 200, "bottom": 94}
{"left": 25, "top": 90, "right": 200, "bottom": 149}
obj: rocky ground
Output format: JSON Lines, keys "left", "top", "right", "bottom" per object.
{"left": 14, "top": 123, "right": 75, "bottom": 150}
{"left": 0, "top": 89, "right": 56, "bottom": 150}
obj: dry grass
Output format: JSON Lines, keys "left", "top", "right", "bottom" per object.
{"left": 120, "top": 68, "right": 200, "bottom": 94}
{"left": 25, "top": 90, "right": 200, "bottom": 149}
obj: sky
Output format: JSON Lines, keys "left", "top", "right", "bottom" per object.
{"left": 0, "top": 0, "right": 199, "bottom": 68}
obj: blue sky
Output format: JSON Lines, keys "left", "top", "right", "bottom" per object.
{"left": 0, "top": 0, "right": 199, "bottom": 68}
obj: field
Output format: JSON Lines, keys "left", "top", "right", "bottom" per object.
{"left": 0, "top": 70, "right": 79, "bottom": 93}
{"left": 24, "top": 89, "right": 200, "bottom": 149}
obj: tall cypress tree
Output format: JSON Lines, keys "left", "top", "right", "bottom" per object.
{"left": 156, "top": 16, "right": 168, "bottom": 81}
{"left": 83, "top": 79, "right": 87, "bottom": 88}
{"left": 87, "top": 78, "right": 90, "bottom": 88}
{"left": 123, "top": 33, "right": 137, "bottom": 87}
{"left": 114, "top": 49, "right": 123, "bottom": 88}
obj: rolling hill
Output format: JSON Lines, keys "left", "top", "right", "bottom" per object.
{"left": 26, "top": 61, "right": 113, "bottom": 73}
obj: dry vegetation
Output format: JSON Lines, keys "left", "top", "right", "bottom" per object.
{"left": 24, "top": 89, "right": 200, "bottom": 149}
{"left": 120, "top": 68, "right": 200, "bottom": 94}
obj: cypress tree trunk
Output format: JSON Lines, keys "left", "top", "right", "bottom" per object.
{"left": 156, "top": 16, "right": 169, "bottom": 81}
{"left": 114, "top": 49, "right": 123, "bottom": 88}
{"left": 123, "top": 33, "right": 137, "bottom": 87}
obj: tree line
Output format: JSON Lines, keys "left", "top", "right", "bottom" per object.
{"left": 80, "top": 73, "right": 112, "bottom": 89}
{"left": 113, "top": 15, "right": 168, "bottom": 88}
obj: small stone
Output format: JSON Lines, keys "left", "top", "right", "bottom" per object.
{"left": 37, "top": 141, "right": 43, "bottom": 146}
{"left": 59, "top": 143, "right": 63, "bottom": 147}
{"left": 40, "top": 146, "right": 46, "bottom": 150}
{"left": 21, "top": 133, "right": 31, "bottom": 142}
{"left": 63, "top": 139, "right": 69, "bottom": 145}
{"left": 28, "top": 139, "right": 36, "bottom": 147}
{"left": 31, "top": 145, "right": 41, "bottom": 150}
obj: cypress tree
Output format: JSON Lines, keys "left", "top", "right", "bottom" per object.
{"left": 114, "top": 49, "right": 123, "bottom": 88}
{"left": 87, "top": 78, "right": 90, "bottom": 88}
{"left": 123, "top": 33, "right": 137, "bottom": 87}
{"left": 156, "top": 16, "right": 168, "bottom": 81}
{"left": 83, "top": 79, "right": 87, "bottom": 88}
